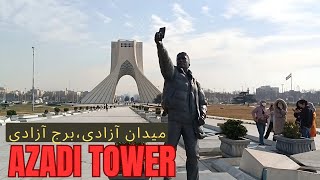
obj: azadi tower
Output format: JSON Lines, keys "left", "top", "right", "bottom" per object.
{"left": 81, "top": 40, "right": 161, "bottom": 104}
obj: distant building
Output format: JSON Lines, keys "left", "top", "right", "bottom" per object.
{"left": 231, "top": 89, "right": 256, "bottom": 104}
{"left": 0, "top": 87, "right": 5, "bottom": 101}
{"left": 34, "top": 89, "right": 44, "bottom": 98}
{"left": 0, "top": 87, "right": 5, "bottom": 93}
{"left": 256, "top": 86, "right": 279, "bottom": 101}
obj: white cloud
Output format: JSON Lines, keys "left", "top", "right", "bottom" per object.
{"left": 201, "top": 5, "right": 214, "bottom": 19}
{"left": 132, "top": 35, "right": 143, "bottom": 41}
{"left": 223, "top": 0, "right": 320, "bottom": 28}
{"left": 150, "top": 3, "right": 194, "bottom": 39}
{"left": 202, "top": 6, "right": 209, "bottom": 14}
{"left": 201, "top": 5, "right": 210, "bottom": 16}
{"left": 124, "top": 22, "right": 133, "bottom": 27}
{"left": 96, "top": 11, "right": 112, "bottom": 23}
{"left": 143, "top": 29, "right": 320, "bottom": 91}
{"left": 0, "top": 0, "right": 90, "bottom": 43}
{"left": 144, "top": 3, "right": 320, "bottom": 92}
{"left": 172, "top": 3, "right": 190, "bottom": 18}
{"left": 2, "top": 1, "right": 320, "bottom": 93}
{"left": 124, "top": 14, "right": 132, "bottom": 19}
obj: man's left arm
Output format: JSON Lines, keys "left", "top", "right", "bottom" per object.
{"left": 197, "top": 81, "right": 207, "bottom": 121}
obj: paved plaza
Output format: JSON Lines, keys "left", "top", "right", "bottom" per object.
{"left": 0, "top": 107, "right": 221, "bottom": 180}
{"left": 1, "top": 106, "right": 319, "bottom": 179}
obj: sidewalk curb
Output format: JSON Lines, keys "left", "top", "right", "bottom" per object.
{"left": 0, "top": 110, "right": 98, "bottom": 126}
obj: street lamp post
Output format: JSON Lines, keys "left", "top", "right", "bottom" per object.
{"left": 3, "top": 85, "right": 6, "bottom": 102}
{"left": 32, "top": 47, "right": 35, "bottom": 111}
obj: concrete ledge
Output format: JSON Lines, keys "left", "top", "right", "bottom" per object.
{"left": 0, "top": 118, "right": 21, "bottom": 125}
{"left": 6, "top": 121, "right": 20, "bottom": 123}
{"left": 211, "top": 159, "right": 256, "bottom": 180}
{"left": 19, "top": 117, "right": 47, "bottom": 122}
{"left": 51, "top": 115, "right": 63, "bottom": 119}
{"left": 207, "top": 115, "right": 255, "bottom": 125}
{"left": 263, "top": 167, "right": 320, "bottom": 180}
{"left": 71, "top": 112, "right": 81, "bottom": 115}
{"left": 4, "top": 117, "right": 12, "bottom": 123}
{"left": 240, "top": 148, "right": 300, "bottom": 179}
{"left": 18, "top": 114, "right": 39, "bottom": 119}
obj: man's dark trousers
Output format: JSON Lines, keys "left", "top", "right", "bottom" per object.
{"left": 164, "top": 120, "right": 199, "bottom": 180}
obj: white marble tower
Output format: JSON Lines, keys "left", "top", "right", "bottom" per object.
{"left": 81, "top": 40, "right": 161, "bottom": 104}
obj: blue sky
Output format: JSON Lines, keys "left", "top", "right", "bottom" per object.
{"left": 1, "top": 0, "right": 320, "bottom": 96}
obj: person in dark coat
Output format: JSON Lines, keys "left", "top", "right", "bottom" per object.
{"left": 155, "top": 30, "right": 207, "bottom": 180}
{"left": 293, "top": 102, "right": 303, "bottom": 127}
{"left": 264, "top": 104, "right": 274, "bottom": 140}
{"left": 296, "top": 99, "right": 313, "bottom": 138}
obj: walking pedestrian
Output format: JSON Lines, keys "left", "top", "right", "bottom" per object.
{"left": 252, "top": 100, "right": 269, "bottom": 145}
{"left": 273, "top": 98, "right": 287, "bottom": 135}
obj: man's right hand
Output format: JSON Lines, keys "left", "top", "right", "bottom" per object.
{"left": 154, "top": 32, "right": 163, "bottom": 44}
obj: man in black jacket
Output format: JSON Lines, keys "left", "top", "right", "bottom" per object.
{"left": 155, "top": 31, "right": 207, "bottom": 180}
{"left": 296, "top": 99, "right": 313, "bottom": 138}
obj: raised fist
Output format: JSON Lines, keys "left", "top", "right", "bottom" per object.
{"left": 154, "top": 32, "right": 163, "bottom": 44}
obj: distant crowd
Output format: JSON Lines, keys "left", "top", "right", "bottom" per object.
{"left": 251, "top": 99, "right": 317, "bottom": 145}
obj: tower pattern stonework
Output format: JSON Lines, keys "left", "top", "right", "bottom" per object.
{"left": 81, "top": 40, "right": 161, "bottom": 104}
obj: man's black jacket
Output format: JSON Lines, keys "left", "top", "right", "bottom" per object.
{"left": 157, "top": 42, "right": 207, "bottom": 125}
{"left": 299, "top": 106, "right": 313, "bottom": 128}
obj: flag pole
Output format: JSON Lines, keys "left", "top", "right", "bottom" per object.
{"left": 32, "top": 47, "right": 35, "bottom": 111}
{"left": 291, "top": 73, "right": 292, "bottom": 91}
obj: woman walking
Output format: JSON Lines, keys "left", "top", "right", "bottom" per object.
{"left": 252, "top": 100, "right": 269, "bottom": 145}
{"left": 273, "top": 99, "right": 287, "bottom": 135}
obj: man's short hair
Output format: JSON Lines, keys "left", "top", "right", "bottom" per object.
{"left": 176, "top": 52, "right": 189, "bottom": 60}
{"left": 297, "top": 99, "right": 308, "bottom": 105}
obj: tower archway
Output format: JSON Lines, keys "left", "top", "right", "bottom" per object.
{"left": 81, "top": 40, "right": 161, "bottom": 104}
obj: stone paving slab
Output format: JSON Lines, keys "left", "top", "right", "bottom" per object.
{"left": 291, "top": 150, "right": 320, "bottom": 169}
{"left": 211, "top": 159, "right": 256, "bottom": 180}
{"left": 152, "top": 172, "right": 236, "bottom": 180}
